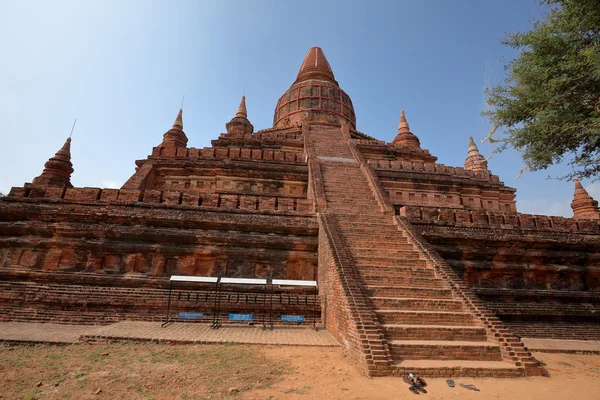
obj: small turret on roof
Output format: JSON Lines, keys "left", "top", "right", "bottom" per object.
{"left": 236, "top": 95, "right": 248, "bottom": 118}
{"left": 226, "top": 95, "right": 254, "bottom": 137}
{"left": 31, "top": 137, "right": 74, "bottom": 188}
{"left": 156, "top": 108, "right": 189, "bottom": 157}
{"left": 392, "top": 110, "right": 422, "bottom": 150}
{"left": 571, "top": 178, "right": 600, "bottom": 220}
{"left": 464, "top": 136, "right": 489, "bottom": 172}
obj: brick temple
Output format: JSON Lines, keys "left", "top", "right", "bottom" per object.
{"left": 1, "top": 47, "right": 599, "bottom": 377}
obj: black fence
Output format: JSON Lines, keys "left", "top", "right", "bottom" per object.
{"left": 162, "top": 276, "right": 319, "bottom": 330}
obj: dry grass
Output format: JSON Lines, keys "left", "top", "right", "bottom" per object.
{"left": 4, "top": 342, "right": 600, "bottom": 400}
{"left": 0, "top": 342, "right": 290, "bottom": 400}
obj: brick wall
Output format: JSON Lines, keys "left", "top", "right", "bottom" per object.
{"left": 401, "top": 205, "right": 600, "bottom": 234}
{"left": 6, "top": 187, "right": 314, "bottom": 214}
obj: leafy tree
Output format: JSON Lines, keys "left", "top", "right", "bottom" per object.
{"left": 484, "top": 0, "right": 600, "bottom": 180}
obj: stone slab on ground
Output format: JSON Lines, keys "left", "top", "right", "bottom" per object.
{"left": 0, "top": 322, "right": 100, "bottom": 344}
{"left": 523, "top": 337, "right": 600, "bottom": 354}
{"left": 82, "top": 321, "right": 340, "bottom": 347}
{"left": 0, "top": 321, "right": 339, "bottom": 347}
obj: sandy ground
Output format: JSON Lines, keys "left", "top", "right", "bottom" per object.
{"left": 2, "top": 342, "right": 600, "bottom": 399}
{"left": 250, "top": 347, "right": 600, "bottom": 400}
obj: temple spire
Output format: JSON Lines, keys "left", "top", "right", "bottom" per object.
{"left": 31, "top": 137, "right": 74, "bottom": 188}
{"left": 464, "top": 136, "right": 489, "bottom": 172}
{"left": 571, "top": 178, "right": 600, "bottom": 220}
{"left": 468, "top": 136, "right": 478, "bottom": 152}
{"left": 225, "top": 96, "right": 253, "bottom": 137}
{"left": 236, "top": 96, "right": 248, "bottom": 118}
{"left": 173, "top": 108, "right": 183, "bottom": 129}
{"left": 158, "top": 108, "right": 188, "bottom": 156}
{"left": 295, "top": 47, "right": 336, "bottom": 84}
{"left": 398, "top": 110, "right": 410, "bottom": 132}
{"left": 392, "top": 110, "right": 421, "bottom": 149}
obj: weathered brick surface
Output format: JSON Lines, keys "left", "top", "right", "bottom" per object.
{"left": 2, "top": 46, "right": 597, "bottom": 379}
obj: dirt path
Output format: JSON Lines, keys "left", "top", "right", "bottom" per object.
{"left": 2, "top": 342, "right": 600, "bottom": 399}
{"left": 249, "top": 347, "right": 600, "bottom": 400}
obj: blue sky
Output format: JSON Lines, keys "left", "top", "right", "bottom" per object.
{"left": 1, "top": 0, "right": 597, "bottom": 216}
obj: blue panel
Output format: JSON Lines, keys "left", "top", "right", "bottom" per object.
{"left": 229, "top": 313, "right": 253, "bottom": 321}
{"left": 178, "top": 312, "right": 203, "bottom": 320}
{"left": 281, "top": 315, "right": 305, "bottom": 322}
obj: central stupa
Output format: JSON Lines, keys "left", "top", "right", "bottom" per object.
{"left": 273, "top": 47, "right": 356, "bottom": 129}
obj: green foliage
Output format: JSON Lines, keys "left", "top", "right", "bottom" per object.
{"left": 484, "top": 0, "right": 600, "bottom": 180}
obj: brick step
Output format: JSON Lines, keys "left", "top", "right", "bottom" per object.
{"left": 354, "top": 252, "right": 424, "bottom": 262}
{"left": 323, "top": 191, "right": 372, "bottom": 197}
{"left": 321, "top": 176, "right": 362, "bottom": 180}
{"left": 367, "top": 286, "right": 452, "bottom": 298}
{"left": 344, "top": 238, "right": 410, "bottom": 248}
{"left": 334, "top": 216, "right": 394, "bottom": 223}
{"left": 337, "top": 227, "right": 399, "bottom": 236}
{"left": 324, "top": 191, "right": 374, "bottom": 196}
{"left": 388, "top": 340, "right": 503, "bottom": 361}
{"left": 348, "top": 246, "right": 418, "bottom": 257}
{"left": 337, "top": 226, "right": 397, "bottom": 234}
{"left": 327, "top": 206, "right": 379, "bottom": 212}
{"left": 357, "top": 259, "right": 430, "bottom": 270}
{"left": 362, "top": 276, "right": 444, "bottom": 288}
{"left": 504, "top": 321, "right": 600, "bottom": 341}
{"left": 382, "top": 324, "right": 488, "bottom": 341}
{"left": 327, "top": 210, "right": 382, "bottom": 215}
{"left": 327, "top": 204, "right": 379, "bottom": 211}
{"left": 372, "top": 297, "right": 464, "bottom": 312}
{"left": 392, "top": 360, "right": 523, "bottom": 378}
{"left": 325, "top": 198, "right": 377, "bottom": 204}
{"left": 359, "top": 266, "right": 435, "bottom": 278}
{"left": 335, "top": 217, "right": 397, "bottom": 223}
{"left": 376, "top": 310, "right": 476, "bottom": 326}
{"left": 340, "top": 233, "right": 406, "bottom": 241}
{"left": 333, "top": 211, "right": 390, "bottom": 218}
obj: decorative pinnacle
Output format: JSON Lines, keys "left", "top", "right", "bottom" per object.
{"left": 468, "top": 136, "right": 478, "bottom": 152}
{"left": 58, "top": 137, "right": 72, "bottom": 157}
{"left": 571, "top": 177, "right": 600, "bottom": 220}
{"left": 398, "top": 110, "right": 410, "bottom": 132}
{"left": 464, "top": 135, "right": 488, "bottom": 171}
{"left": 31, "top": 136, "right": 74, "bottom": 187}
{"left": 236, "top": 96, "right": 248, "bottom": 118}
{"left": 173, "top": 109, "right": 183, "bottom": 129}
{"left": 296, "top": 47, "right": 335, "bottom": 83}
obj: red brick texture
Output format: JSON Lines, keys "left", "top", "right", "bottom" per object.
{"left": 4, "top": 47, "right": 599, "bottom": 380}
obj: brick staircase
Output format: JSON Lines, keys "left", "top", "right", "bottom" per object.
{"left": 309, "top": 124, "right": 525, "bottom": 377}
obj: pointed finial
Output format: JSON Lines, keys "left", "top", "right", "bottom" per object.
{"left": 173, "top": 109, "right": 183, "bottom": 128}
{"left": 295, "top": 47, "right": 336, "bottom": 83}
{"left": 392, "top": 109, "right": 422, "bottom": 150}
{"left": 60, "top": 137, "right": 72, "bottom": 154}
{"left": 464, "top": 135, "right": 488, "bottom": 171}
{"left": 31, "top": 137, "right": 74, "bottom": 188}
{"left": 69, "top": 119, "right": 77, "bottom": 138}
{"left": 571, "top": 178, "right": 600, "bottom": 220}
{"left": 468, "top": 136, "right": 478, "bottom": 151}
{"left": 236, "top": 95, "right": 248, "bottom": 118}
{"left": 398, "top": 110, "right": 410, "bottom": 131}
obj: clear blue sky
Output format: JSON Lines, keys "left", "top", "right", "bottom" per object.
{"left": 1, "top": 0, "right": 596, "bottom": 216}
